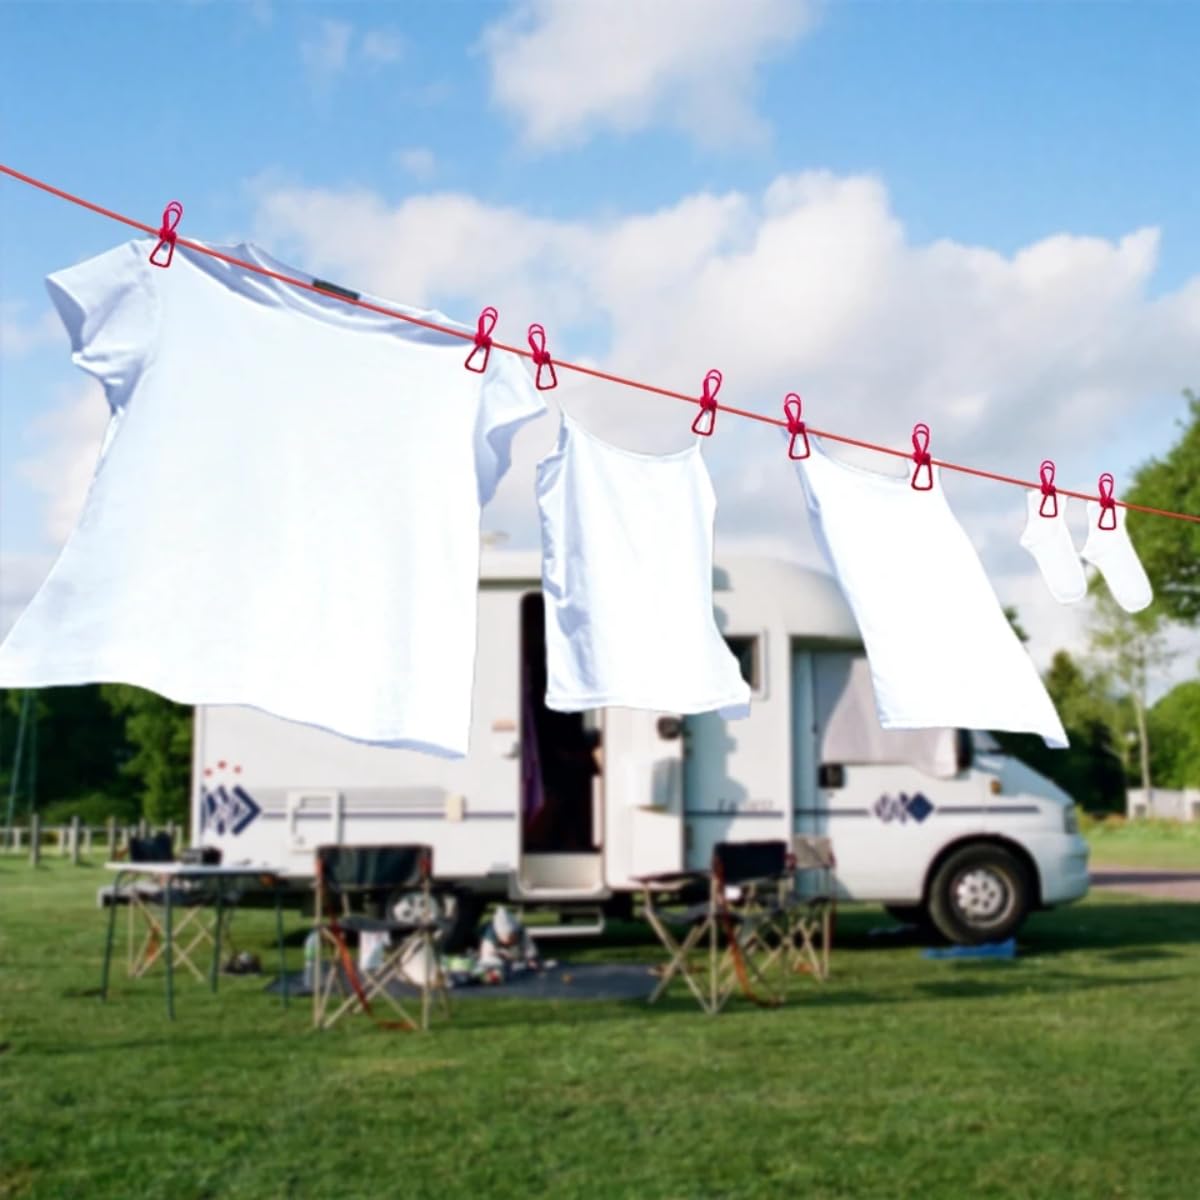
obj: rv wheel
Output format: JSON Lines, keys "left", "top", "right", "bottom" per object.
{"left": 928, "top": 844, "right": 1030, "bottom": 945}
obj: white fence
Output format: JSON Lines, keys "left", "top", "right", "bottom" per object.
{"left": 1126, "top": 789, "right": 1200, "bottom": 823}
{"left": 0, "top": 818, "right": 185, "bottom": 865}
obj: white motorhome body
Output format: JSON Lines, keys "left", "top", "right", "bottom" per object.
{"left": 192, "top": 553, "right": 1089, "bottom": 944}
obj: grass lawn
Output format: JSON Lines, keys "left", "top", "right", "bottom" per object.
{"left": 1084, "top": 817, "right": 1200, "bottom": 870}
{"left": 2, "top": 861, "right": 1200, "bottom": 1200}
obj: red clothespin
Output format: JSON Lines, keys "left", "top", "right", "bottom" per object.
{"left": 1038, "top": 459, "right": 1058, "bottom": 517}
{"left": 527, "top": 323, "right": 557, "bottom": 390}
{"left": 783, "top": 392, "right": 810, "bottom": 459}
{"left": 910, "top": 422, "right": 933, "bottom": 490}
{"left": 691, "top": 369, "right": 722, "bottom": 436}
{"left": 465, "top": 306, "right": 498, "bottom": 373}
{"left": 1097, "top": 472, "right": 1118, "bottom": 531}
{"left": 148, "top": 200, "right": 183, "bottom": 269}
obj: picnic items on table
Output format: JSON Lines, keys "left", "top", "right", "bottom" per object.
{"left": 790, "top": 434, "right": 1068, "bottom": 748}
{"left": 0, "top": 238, "right": 545, "bottom": 756}
{"left": 535, "top": 408, "right": 751, "bottom": 719}
{"left": 99, "top": 837, "right": 289, "bottom": 1021}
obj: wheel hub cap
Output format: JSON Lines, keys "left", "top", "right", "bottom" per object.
{"left": 953, "top": 868, "right": 1009, "bottom": 922}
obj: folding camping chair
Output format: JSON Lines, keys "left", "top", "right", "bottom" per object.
{"left": 757, "top": 835, "right": 837, "bottom": 984}
{"left": 639, "top": 840, "right": 792, "bottom": 1015}
{"left": 121, "top": 835, "right": 234, "bottom": 983}
{"left": 710, "top": 840, "right": 793, "bottom": 1011}
{"left": 311, "top": 844, "right": 451, "bottom": 1033}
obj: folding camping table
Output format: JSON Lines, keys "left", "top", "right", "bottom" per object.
{"left": 101, "top": 862, "right": 290, "bottom": 1020}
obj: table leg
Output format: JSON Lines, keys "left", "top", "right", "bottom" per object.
{"left": 164, "top": 877, "right": 175, "bottom": 1021}
{"left": 100, "top": 870, "right": 126, "bottom": 1002}
{"left": 275, "top": 882, "right": 289, "bottom": 1009}
{"left": 211, "top": 877, "right": 225, "bottom": 994}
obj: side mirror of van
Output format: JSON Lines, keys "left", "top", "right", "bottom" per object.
{"left": 817, "top": 764, "right": 845, "bottom": 789}
{"left": 656, "top": 716, "right": 683, "bottom": 740}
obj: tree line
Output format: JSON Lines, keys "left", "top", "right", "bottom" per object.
{"left": 2, "top": 391, "right": 1197, "bottom": 824}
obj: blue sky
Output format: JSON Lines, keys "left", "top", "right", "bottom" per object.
{"left": 1, "top": 0, "right": 1197, "bottom": 677}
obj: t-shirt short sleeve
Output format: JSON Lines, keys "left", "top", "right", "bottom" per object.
{"left": 44, "top": 239, "right": 161, "bottom": 409}
{"left": 474, "top": 347, "right": 547, "bottom": 506}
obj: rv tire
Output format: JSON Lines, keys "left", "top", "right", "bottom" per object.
{"left": 928, "top": 843, "right": 1030, "bottom": 945}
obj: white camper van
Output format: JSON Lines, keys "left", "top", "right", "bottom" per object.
{"left": 191, "top": 553, "right": 1089, "bottom": 946}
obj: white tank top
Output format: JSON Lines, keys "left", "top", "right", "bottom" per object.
{"left": 535, "top": 411, "right": 751, "bottom": 718}
{"left": 793, "top": 435, "right": 1068, "bottom": 748}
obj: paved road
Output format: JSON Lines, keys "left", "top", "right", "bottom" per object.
{"left": 1089, "top": 867, "right": 1200, "bottom": 902}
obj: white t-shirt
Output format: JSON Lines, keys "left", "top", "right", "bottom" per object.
{"left": 792, "top": 436, "right": 1068, "bottom": 748}
{"left": 535, "top": 410, "right": 751, "bottom": 717}
{"left": 0, "top": 239, "right": 545, "bottom": 756}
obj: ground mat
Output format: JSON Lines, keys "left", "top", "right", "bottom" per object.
{"left": 264, "top": 961, "right": 657, "bottom": 1002}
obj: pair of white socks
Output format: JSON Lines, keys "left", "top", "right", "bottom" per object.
{"left": 1019, "top": 490, "right": 1153, "bottom": 612}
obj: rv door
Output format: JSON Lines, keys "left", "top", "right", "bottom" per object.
{"left": 286, "top": 790, "right": 343, "bottom": 857}
{"left": 602, "top": 709, "right": 686, "bottom": 886}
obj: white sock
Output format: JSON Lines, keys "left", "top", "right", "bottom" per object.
{"left": 1080, "top": 497, "right": 1153, "bottom": 613}
{"left": 1019, "top": 490, "right": 1087, "bottom": 604}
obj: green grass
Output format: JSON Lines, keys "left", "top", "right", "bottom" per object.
{"left": 1084, "top": 816, "right": 1200, "bottom": 869}
{"left": 3, "top": 861, "right": 1200, "bottom": 1199}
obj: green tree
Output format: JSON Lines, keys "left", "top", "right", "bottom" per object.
{"left": 992, "top": 649, "right": 1128, "bottom": 812}
{"left": 1087, "top": 592, "right": 1176, "bottom": 793}
{"left": 100, "top": 686, "right": 193, "bottom": 824}
{"left": 1147, "top": 680, "right": 1200, "bottom": 788}
{"left": 1124, "top": 388, "right": 1200, "bottom": 624}
{"left": 1, "top": 686, "right": 132, "bottom": 817}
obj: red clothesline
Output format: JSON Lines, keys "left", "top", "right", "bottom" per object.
{"left": 2, "top": 161, "right": 1197, "bottom": 526}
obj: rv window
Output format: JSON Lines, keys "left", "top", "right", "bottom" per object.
{"left": 724, "top": 636, "right": 760, "bottom": 690}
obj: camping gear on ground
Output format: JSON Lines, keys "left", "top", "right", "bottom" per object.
{"left": 358, "top": 930, "right": 388, "bottom": 973}
{"left": 637, "top": 840, "right": 799, "bottom": 1015}
{"left": 222, "top": 951, "right": 261, "bottom": 975}
{"left": 266, "top": 960, "right": 650, "bottom": 1003}
{"left": 311, "top": 844, "right": 452, "bottom": 1032}
{"left": 923, "top": 937, "right": 1017, "bottom": 960}
{"left": 478, "top": 905, "right": 540, "bottom": 972}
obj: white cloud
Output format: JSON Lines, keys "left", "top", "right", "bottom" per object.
{"left": 250, "top": 169, "right": 1200, "bottom": 686}
{"left": 395, "top": 147, "right": 436, "bottom": 182}
{"left": 17, "top": 381, "right": 110, "bottom": 545}
{"left": 481, "top": 0, "right": 817, "bottom": 150}
{"left": 0, "top": 552, "right": 55, "bottom": 641}
{"left": 361, "top": 29, "right": 405, "bottom": 65}
{"left": 0, "top": 304, "right": 62, "bottom": 358}
{"left": 300, "top": 19, "right": 353, "bottom": 88}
